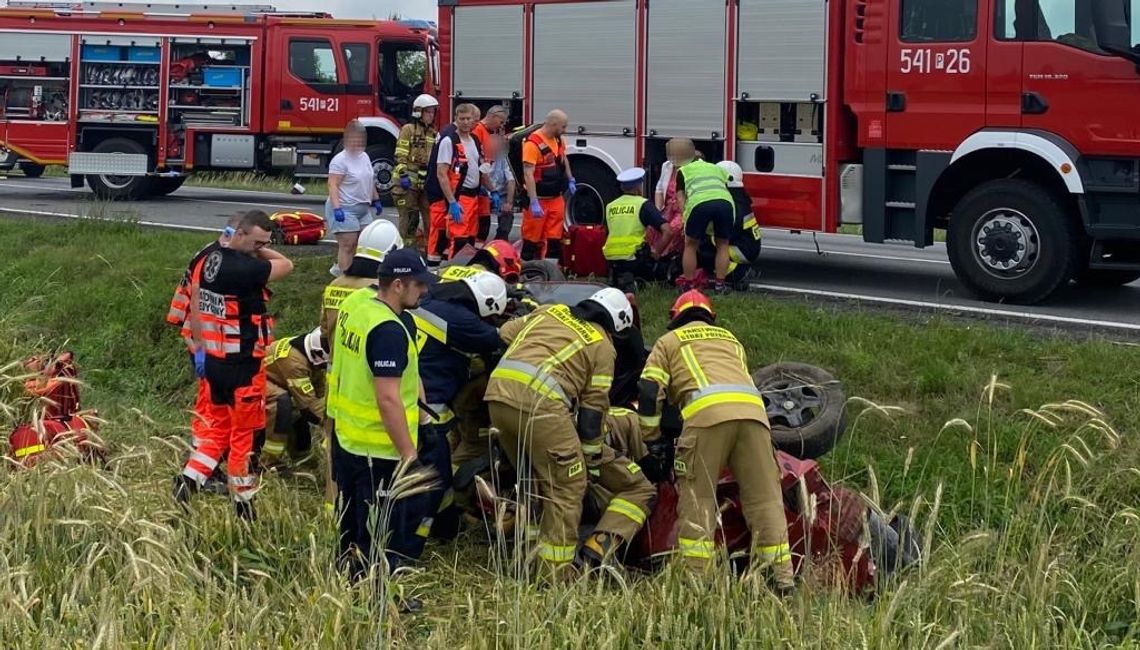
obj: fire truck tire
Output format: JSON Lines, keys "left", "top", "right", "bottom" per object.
{"left": 947, "top": 179, "right": 1079, "bottom": 304}
{"left": 18, "top": 162, "right": 45, "bottom": 178}
{"left": 751, "top": 362, "right": 846, "bottom": 459}
{"left": 567, "top": 160, "right": 619, "bottom": 226}
{"left": 1073, "top": 268, "right": 1140, "bottom": 288}
{"left": 86, "top": 138, "right": 154, "bottom": 200}
{"left": 366, "top": 143, "right": 396, "bottom": 205}
{"left": 151, "top": 177, "right": 186, "bottom": 197}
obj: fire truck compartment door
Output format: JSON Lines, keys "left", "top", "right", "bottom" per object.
{"left": 646, "top": 0, "right": 726, "bottom": 139}
{"left": 452, "top": 5, "right": 524, "bottom": 99}
{"left": 80, "top": 36, "right": 161, "bottom": 48}
{"left": 0, "top": 33, "right": 72, "bottom": 62}
{"left": 737, "top": 0, "right": 826, "bottom": 101}
{"left": 533, "top": 0, "right": 634, "bottom": 136}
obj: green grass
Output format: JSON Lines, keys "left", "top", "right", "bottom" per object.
{"left": 0, "top": 217, "right": 1136, "bottom": 647}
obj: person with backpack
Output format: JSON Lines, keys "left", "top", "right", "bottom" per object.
{"left": 520, "top": 109, "right": 576, "bottom": 262}
{"left": 424, "top": 103, "right": 489, "bottom": 266}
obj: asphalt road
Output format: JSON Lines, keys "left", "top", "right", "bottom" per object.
{"left": 1, "top": 175, "right": 1137, "bottom": 335}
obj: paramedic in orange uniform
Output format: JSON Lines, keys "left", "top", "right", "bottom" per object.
{"left": 471, "top": 104, "right": 509, "bottom": 247}
{"left": 521, "top": 109, "right": 576, "bottom": 262}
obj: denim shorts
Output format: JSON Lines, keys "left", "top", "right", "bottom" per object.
{"left": 325, "top": 200, "right": 373, "bottom": 235}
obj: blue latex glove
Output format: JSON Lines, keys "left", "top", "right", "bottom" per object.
{"left": 333, "top": 207, "right": 346, "bottom": 223}
{"left": 529, "top": 198, "right": 544, "bottom": 218}
{"left": 193, "top": 348, "right": 206, "bottom": 378}
{"left": 372, "top": 199, "right": 384, "bottom": 216}
{"left": 399, "top": 174, "right": 412, "bottom": 190}
{"left": 449, "top": 201, "right": 463, "bottom": 224}
{"left": 490, "top": 191, "right": 502, "bottom": 213}
{"left": 567, "top": 177, "right": 577, "bottom": 196}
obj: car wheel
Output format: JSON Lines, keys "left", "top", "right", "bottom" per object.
{"left": 752, "top": 362, "right": 846, "bottom": 459}
{"left": 520, "top": 259, "right": 566, "bottom": 282}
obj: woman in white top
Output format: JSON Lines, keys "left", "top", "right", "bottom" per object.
{"left": 325, "top": 120, "right": 383, "bottom": 276}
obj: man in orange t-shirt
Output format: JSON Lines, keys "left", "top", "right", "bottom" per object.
{"left": 471, "top": 105, "right": 508, "bottom": 247}
{"left": 521, "top": 109, "right": 576, "bottom": 261}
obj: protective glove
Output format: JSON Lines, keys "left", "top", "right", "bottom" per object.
{"left": 490, "top": 191, "right": 502, "bottom": 213}
{"left": 333, "top": 207, "right": 346, "bottom": 223}
{"left": 567, "top": 177, "right": 577, "bottom": 196}
{"left": 372, "top": 200, "right": 384, "bottom": 216}
{"left": 193, "top": 348, "right": 206, "bottom": 378}
{"left": 529, "top": 198, "right": 544, "bottom": 218}
{"left": 399, "top": 174, "right": 412, "bottom": 190}
{"left": 449, "top": 201, "right": 463, "bottom": 224}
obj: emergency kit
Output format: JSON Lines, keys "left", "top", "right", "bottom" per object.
{"left": 269, "top": 211, "right": 326, "bottom": 245}
{"left": 6, "top": 351, "right": 103, "bottom": 467}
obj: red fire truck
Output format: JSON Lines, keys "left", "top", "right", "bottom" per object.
{"left": 0, "top": 2, "right": 438, "bottom": 201}
{"left": 437, "top": 0, "right": 1140, "bottom": 303}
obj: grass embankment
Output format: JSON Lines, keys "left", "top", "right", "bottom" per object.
{"left": 0, "top": 217, "right": 1136, "bottom": 647}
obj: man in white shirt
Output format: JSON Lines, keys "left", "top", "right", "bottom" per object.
{"left": 424, "top": 103, "right": 490, "bottom": 263}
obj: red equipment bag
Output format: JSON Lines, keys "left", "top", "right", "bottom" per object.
{"left": 269, "top": 211, "right": 326, "bottom": 245}
{"left": 8, "top": 415, "right": 100, "bottom": 467}
{"left": 560, "top": 224, "right": 608, "bottom": 278}
{"left": 8, "top": 351, "right": 103, "bottom": 466}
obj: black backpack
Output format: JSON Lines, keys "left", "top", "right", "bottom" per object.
{"left": 506, "top": 123, "right": 543, "bottom": 191}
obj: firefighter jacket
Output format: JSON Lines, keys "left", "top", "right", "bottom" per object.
{"left": 265, "top": 336, "right": 326, "bottom": 422}
{"left": 409, "top": 294, "right": 501, "bottom": 421}
{"left": 394, "top": 121, "right": 438, "bottom": 192}
{"left": 485, "top": 304, "right": 615, "bottom": 416}
{"left": 320, "top": 274, "right": 378, "bottom": 344}
{"left": 605, "top": 406, "right": 649, "bottom": 462}
{"left": 640, "top": 322, "right": 767, "bottom": 437}
{"left": 167, "top": 240, "right": 222, "bottom": 350}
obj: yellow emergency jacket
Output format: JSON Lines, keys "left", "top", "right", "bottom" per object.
{"left": 264, "top": 337, "right": 326, "bottom": 421}
{"left": 394, "top": 121, "right": 438, "bottom": 192}
{"left": 320, "top": 275, "right": 378, "bottom": 345}
{"left": 603, "top": 195, "right": 648, "bottom": 261}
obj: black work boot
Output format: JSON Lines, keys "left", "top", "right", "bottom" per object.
{"left": 234, "top": 500, "right": 257, "bottom": 522}
{"left": 578, "top": 532, "right": 620, "bottom": 569}
{"left": 172, "top": 475, "right": 197, "bottom": 507}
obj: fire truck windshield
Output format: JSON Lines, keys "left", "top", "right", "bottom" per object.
{"left": 998, "top": 0, "right": 1137, "bottom": 59}
{"left": 379, "top": 40, "right": 429, "bottom": 122}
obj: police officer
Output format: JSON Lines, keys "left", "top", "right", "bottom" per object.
{"left": 394, "top": 94, "right": 440, "bottom": 250}
{"left": 408, "top": 270, "right": 507, "bottom": 548}
{"left": 485, "top": 287, "right": 633, "bottom": 576}
{"left": 693, "top": 160, "right": 761, "bottom": 290}
{"left": 326, "top": 248, "right": 436, "bottom": 581}
{"left": 261, "top": 328, "right": 328, "bottom": 469}
{"left": 602, "top": 167, "right": 668, "bottom": 292}
{"left": 638, "top": 290, "right": 793, "bottom": 591}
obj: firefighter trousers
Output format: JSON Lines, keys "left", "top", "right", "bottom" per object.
{"left": 488, "top": 401, "right": 587, "bottom": 571}
{"left": 263, "top": 380, "right": 291, "bottom": 461}
{"left": 673, "top": 419, "right": 792, "bottom": 585}
{"left": 450, "top": 373, "right": 491, "bottom": 469}
{"left": 182, "top": 359, "right": 266, "bottom": 503}
{"left": 393, "top": 187, "right": 430, "bottom": 246}
{"left": 409, "top": 421, "right": 460, "bottom": 553}
{"left": 591, "top": 444, "right": 656, "bottom": 542}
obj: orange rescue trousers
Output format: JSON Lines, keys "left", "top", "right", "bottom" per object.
{"left": 428, "top": 195, "right": 479, "bottom": 263}
{"left": 521, "top": 195, "right": 565, "bottom": 260}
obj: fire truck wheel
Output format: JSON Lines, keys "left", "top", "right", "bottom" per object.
{"left": 566, "top": 160, "right": 619, "bottom": 226}
{"left": 366, "top": 143, "right": 396, "bottom": 205}
{"left": 86, "top": 138, "right": 154, "bottom": 200}
{"left": 751, "top": 362, "right": 846, "bottom": 459}
{"left": 947, "top": 179, "right": 1079, "bottom": 305}
{"left": 18, "top": 162, "right": 45, "bottom": 178}
{"left": 151, "top": 177, "right": 187, "bottom": 197}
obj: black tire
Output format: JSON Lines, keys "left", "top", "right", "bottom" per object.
{"left": 947, "top": 179, "right": 1079, "bottom": 304}
{"left": 567, "top": 159, "right": 619, "bottom": 226}
{"left": 1073, "top": 268, "right": 1140, "bottom": 288}
{"left": 520, "top": 259, "right": 566, "bottom": 282}
{"left": 366, "top": 143, "right": 396, "bottom": 206}
{"left": 751, "top": 362, "right": 846, "bottom": 459}
{"left": 150, "top": 177, "right": 186, "bottom": 197}
{"left": 18, "top": 162, "right": 45, "bottom": 178}
{"left": 85, "top": 138, "right": 153, "bottom": 200}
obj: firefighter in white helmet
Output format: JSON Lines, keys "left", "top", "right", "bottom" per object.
{"left": 394, "top": 94, "right": 441, "bottom": 250}
{"left": 260, "top": 328, "right": 329, "bottom": 469}
{"left": 486, "top": 287, "right": 634, "bottom": 576}
{"left": 700, "top": 160, "right": 762, "bottom": 289}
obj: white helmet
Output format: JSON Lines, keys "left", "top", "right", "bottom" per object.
{"left": 355, "top": 220, "right": 403, "bottom": 262}
{"left": 411, "top": 94, "right": 439, "bottom": 118}
{"left": 586, "top": 287, "right": 634, "bottom": 333}
{"left": 717, "top": 160, "right": 744, "bottom": 188}
{"left": 303, "top": 327, "right": 329, "bottom": 367}
{"left": 461, "top": 271, "right": 508, "bottom": 318}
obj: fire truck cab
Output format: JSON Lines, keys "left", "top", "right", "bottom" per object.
{"left": 438, "top": 0, "right": 1140, "bottom": 304}
{"left": 0, "top": 2, "right": 439, "bottom": 201}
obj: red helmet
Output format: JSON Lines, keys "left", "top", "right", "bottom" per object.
{"left": 481, "top": 239, "right": 522, "bottom": 282}
{"left": 670, "top": 290, "right": 715, "bottom": 321}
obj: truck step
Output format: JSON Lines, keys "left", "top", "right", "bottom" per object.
{"left": 885, "top": 201, "right": 916, "bottom": 209}
{"left": 887, "top": 164, "right": 917, "bottom": 172}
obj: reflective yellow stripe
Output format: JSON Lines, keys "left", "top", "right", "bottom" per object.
{"left": 681, "top": 391, "right": 766, "bottom": 420}
{"left": 680, "top": 345, "right": 708, "bottom": 389}
{"left": 641, "top": 366, "right": 670, "bottom": 385}
{"left": 14, "top": 443, "right": 46, "bottom": 458}
{"left": 505, "top": 311, "right": 546, "bottom": 353}
{"left": 606, "top": 498, "right": 646, "bottom": 526}
{"left": 758, "top": 542, "right": 792, "bottom": 564}
{"left": 639, "top": 414, "right": 661, "bottom": 428}
{"left": 288, "top": 377, "right": 315, "bottom": 394}
{"left": 416, "top": 518, "right": 432, "bottom": 538}
{"left": 678, "top": 537, "right": 715, "bottom": 559}
{"left": 538, "top": 542, "right": 576, "bottom": 563}
{"left": 581, "top": 442, "right": 602, "bottom": 456}
{"left": 540, "top": 339, "right": 586, "bottom": 373}
{"left": 608, "top": 406, "right": 636, "bottom": 417}
{"left": 262, "top": 441, "right": 286, "bottom": 456}
{"left": 590, "top": 374, "right": 613, "bottom": 389}
{"left": 490, "top": 366, "right": 569, "bottom": 406}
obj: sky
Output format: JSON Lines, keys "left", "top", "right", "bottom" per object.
{"left": 0, "top": 0, "right": 437, "bottom": 20}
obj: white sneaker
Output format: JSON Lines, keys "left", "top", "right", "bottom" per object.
{"left": 329, "top": 263, "right": 342, "bottom": 277}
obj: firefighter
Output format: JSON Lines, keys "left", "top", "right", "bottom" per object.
{"left": 425, "top": 103, "right": 489, "bottom": 265}
{"left": 261, "top": 328, "right": 329, "bottom": 469}
{"left": 437, "top": 239, "right": 522, "bottom": 285}
{"left": 394, "top": 94, "right": 440, "bottom": 250}
{"left": 408, "top": 270, "right": 508, "bottom": 551}
{"left": 602, "top": 167, "right": 669, "bottom": 292}
{"left": 673, "top": 140, "right": 735, "bottom": 295}
{"left": 174, "top": 210, "right": 294, "bottom": 521}
{"left": 326, "top": 248, "right": 435, "bottom": 580}
{"left": 319, "top": 219, "right": 404, "bottom": 507}
{"left": 692, "top": 160, "right": 761, "bottom": 290}
{"left": 638, "top": 291, "right": 793, "bottom": 590}
{"left": 485, "top": 287, "right": 633, "bottom": 576}
{"left": 471, "top": 105, "right": 510, "bottom": 246}
{"left": 521, "top": 109, "right": 576, "bottom": 262}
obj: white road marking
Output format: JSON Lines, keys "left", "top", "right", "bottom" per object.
{"left": 751, "top": 283, "right": 1140, "bottom": 332}
{"left": 0, "top": 206, "right": 225, "bottom": 234}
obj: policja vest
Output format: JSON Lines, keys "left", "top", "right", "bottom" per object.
{"left": 679, "top": 160, "right": 733, "bottom": 222}
{"left": 326, "top": 288, "right": 420, "bottom": 459}
{"left": 603, "top": 194, "right": 648, "bottom": 261}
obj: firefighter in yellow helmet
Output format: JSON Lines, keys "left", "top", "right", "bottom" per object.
{"left": 485, "top": 287, "right": 633, "bottom": 576}
{"left": 638, "top": 290, "right": 793, "bottom": 590}
{"left": 393, "top": 94, "right": 440, "bottom": 250}
{"left": 260, "top": 328, "right": 328, "bottom": 469}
